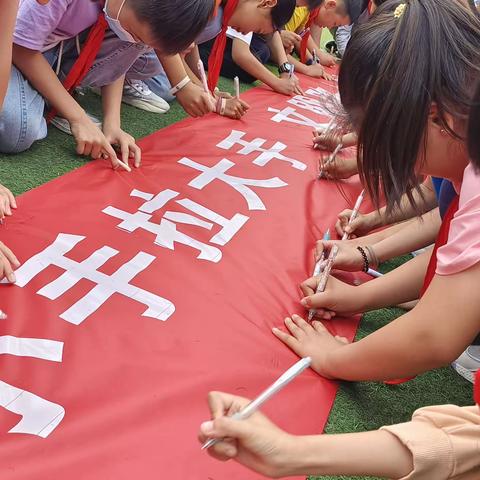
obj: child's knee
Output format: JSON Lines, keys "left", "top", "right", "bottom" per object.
{"left": 0, "top": 67, "right": 47, "bottom": 154}
{"left": 0, "top": 108, "right": 47, "bottom": 154}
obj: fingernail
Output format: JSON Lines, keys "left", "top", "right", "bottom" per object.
{"left": 272, "top": 327, "right": 279, "bottom": 333}
{"left": 345, "top": 227, "right": 351, "bottom": 233}
{"left": 0, "top": 310, "right": 7, "bottom": 320}
{"left": 300, "top": 297, "right": 310, "bottom": 307}
{"left": 8, "top": 273, "right": 16, "bottom": 283}
{"left": 200, "top": 421, "right": 214, "bottom": 435}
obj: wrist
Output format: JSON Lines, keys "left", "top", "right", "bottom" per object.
{"left": 65, "top": 107, "right": 88, "bottom": 124}
{"left": 102, "top": 114, "right": 121, "bottom": 129}
{"left": 365, "top": 211, "right": 383, "bottom": 230}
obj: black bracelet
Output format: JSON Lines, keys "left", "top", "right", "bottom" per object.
{"left": 356, "top": 246, "right": 370, "bottom": 273}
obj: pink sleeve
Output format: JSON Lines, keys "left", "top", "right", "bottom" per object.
{"left": 436, "top": 164, "right": 480, "bottom": 276}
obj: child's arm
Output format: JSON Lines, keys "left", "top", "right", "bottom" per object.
{"left": 230, "top": 38, "right": 298, "bottom": 96}
{"left": 265, "top": 33, "right": 306, "bottom": 89}
{"left": 157, "top": 52, "right": 213, "bottom": 117}
{"left": 200, "top": 392, "right": 480, "bottom": 479}
{"left": 182, "top": 46, "right": 249, "bottom": 120}
{"left": 0, "top": 0, "right": 19, "bottom": 109}
{"left": 101, "top": 75, "right": 140, "bottom": 168}
{"left": 336, "top": 177, "right": 438, "bottom": 237}
{"left": 11, "top": 45, "right": 120, "bottom": 168}
{"left": 306, "top": 34, "right": 336, "bottom": 67}
{"left": 275, "top": 256, "right": 480, "bottom": 381}
{"left": 316, "top": 208, "right": 441, "bottom": 273}
{"left": 199, "top": 392, "right": 414, "bottom": 479}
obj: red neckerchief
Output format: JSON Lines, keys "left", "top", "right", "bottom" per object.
{"left": 47, "top": 13, "right": 108, "bottom": 122}
{"left": 300, "top": 8, "right": 319, "bottom": 64}
{"left": 385, "top": 195, "right": 460, "bottom": 386}
{"left": 207, "top": 0, "right": 239, "bottom": 92}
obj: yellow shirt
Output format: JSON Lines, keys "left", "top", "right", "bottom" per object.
{"left": 284, "top": 7, "right": 309, "bottom": 33}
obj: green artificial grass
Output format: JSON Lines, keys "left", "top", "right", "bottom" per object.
{"left": 0, "top": 74, "right": 473, "bottom": 480}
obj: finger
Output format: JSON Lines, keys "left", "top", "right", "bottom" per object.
{"left": 272, "top": 326, "right": 298, "bottom": 349}
{"left": 131, "top": 144, "right": 141, "bottom": 168}
{"left": 120, "top": 140, "right": 130, "bottom": 167}
{"left": 207, "top": 391, "right": 249, "bottom": 420}
{"left": 0, "top": 242, "right": 20, "bottom": 268}
{"left": 291, "top": 314, "right": 313, "bottom": 332}
{"left": 82, "top": 141, "right": 93, "bottom": 158}
{"left": 3, "top": 197, "right": 11, "bottom": 216}
{"left": 90, "top": 143, "right": 102, "bottom": 160}
{"left": 0, "top": 253, "right": 16, "bottom": 283}
{"left": 5, "top": 189, "right": 16, "bottom": 209}
{"left": 300, "top": 277, "right": 318, "bottom": 297}
{"left": 76, "top": 140, "right": 86, "bottom": 156}
{"left": 312, "top": 320, "right": 328, "bottom": 333}
{"left": 208, "top": 440, "right": 238, "bottom": 462}
{"left": 284, "top": 316, "right": 304, "bottom": 339}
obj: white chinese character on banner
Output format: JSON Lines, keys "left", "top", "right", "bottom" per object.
{"left": 103, "top": 189, "right": 249, "bottom": 263}
{"left": 287, "top": 95, "right": 332, "bottom": 116}
{"left": 0, "top": 336, "right": 65, "bottom": 438}
{"left": 268, "top": 106, "right": 321, "bottom": 128}
{"left": 11, "top": 233, "right": 175, "bottom": 325}
{"left": 179, "top": 157, "right": 288, "bottom": 211}
{"left": 216, "top": 130, "right": 306, "bottom": 171}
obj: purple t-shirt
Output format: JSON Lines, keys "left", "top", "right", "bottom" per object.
{"left": 14, "top": 0, "right": 101, "bottom": 52}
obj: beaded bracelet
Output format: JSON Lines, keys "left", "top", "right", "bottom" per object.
{"left": 356, "top": 246, "right": 370, "bottom": 273}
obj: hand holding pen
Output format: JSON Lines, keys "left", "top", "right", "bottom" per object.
{"left": 201, "top": 357, "right": 311, "bottom": 450}
{"left": 307, "top": 191, "right": 365, "bottom": 321}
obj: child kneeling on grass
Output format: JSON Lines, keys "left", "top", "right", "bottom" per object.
{"left": 0, "top": 0, "right": 214, "bottom": 170}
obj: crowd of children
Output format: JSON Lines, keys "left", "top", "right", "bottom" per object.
{"left": 1, "top": 0, "right": 480, "bottom": 478}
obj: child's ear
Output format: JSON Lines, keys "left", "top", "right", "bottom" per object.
{"left": 325, "top": 0, "right": 338, "bottom": 10}
{"left": 259, "top": 0, "right": 278, "bottom": 9}
{"left": 428, "top": 103, "right": 455, "bottom": 133}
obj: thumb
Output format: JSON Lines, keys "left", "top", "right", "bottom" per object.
{"left": 344, "top": 216, "right": 363, "bottom": 235}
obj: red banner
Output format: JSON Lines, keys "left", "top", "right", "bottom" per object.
{"left": 0, "top": 73, "right": 366, "bottom": 479}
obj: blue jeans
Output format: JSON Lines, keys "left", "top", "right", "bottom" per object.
{"left": 0, "top": 30, "right": 162, "bottom": 154}
{"left": 143, "top": 51, "right": 175, "bottom": 103}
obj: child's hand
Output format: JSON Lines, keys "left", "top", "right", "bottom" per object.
{"left": 280, "top": 30, "right": 301, "bottom": 51}
{"left": 320, "top": 156, "right": 358, "bottom": 180}
{"left": 0, "top": 184, "right": 17, "bottom": 220}
{"left": 275, "top": 75, "right": 303, "bottom": 96}
{"left": 69, "top": 115, "right": 129, "bottom": 171}
{"left": 313, "top": 129, "right": 343, "bottom": 151}
{"left": 318, "top": 51, "right": 337, "bottom": 67}
{"left": 0, "top": 241, "right": 20, "bottom": 284}
{"left": 199, "top": 391, "right": 297, "bottom": 477}
{"left": 176, "top": 82, "right": 214, "bottom": 117}
{"left": 103, "top": 125, "right": 141, "bottom": 168}
{"left": 273, "top": 314, "right": 349, "bottom": 379}
{"left": 222, "top": 98, "right": 250, "bottom": 120}
{"left": 335, "top": 210, "right": 380, "bottom": 238}
{"left": 299, "top": 274, "right": 362, "bottom": 320}
{"left": 315, "top": 240, "right": 366, "bottom": 273}
{"left": 305, "top": 64, "right": 325, "bottom": 79}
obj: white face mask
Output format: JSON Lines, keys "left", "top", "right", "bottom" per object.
{"left": 103, "top": 0, "right": 138, "bottom": 43}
